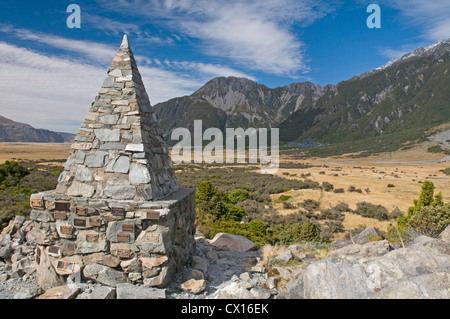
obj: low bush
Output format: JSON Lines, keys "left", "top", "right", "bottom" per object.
{"left": 298, "top": 199, "right": 320, "bottom": 212}
{"left": 348, "top": 185, "right": 363, "bottom": 193}
{"left": 353, "top": 202, "right": 390, "bottom": 220}
{"left": 322, "top": 181, "right": 334, "bottom": 192}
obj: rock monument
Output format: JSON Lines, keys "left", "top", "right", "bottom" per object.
{"left": 28, "top": 35, "right": 196, "bottom": 289}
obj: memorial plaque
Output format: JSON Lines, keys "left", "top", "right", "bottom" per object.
{"left": 111, "top": 207, "right": 125, "bottom": 217}
{"left": 76, "top": 207, "right": 88, "bottom": 216}
{"left": 56, "top": 261, "right": 74, "bottom": 271}
{"left": 117, "top": 233, "right": 130, "bottom": 242}
{"left": 53, "top": 211, "right": 67, "bottom": 220}
{"left": 31, "top": 197, "right": 43, "bottom": 208}
{"left": 146, "top": 233, "right": 160, "bottom": 243}
{"left": 74, "top": 218, "right": 87, "bottom": 227}
{"left": 86, "top": 233, "right": 99, "bottom": 242}
{"left": 143, "top": 210, "right": 160, "bottom": 220}
{"left": 60, "top": 225, "right": 73, "bottom": 235}
{"left": 89, "top": 216, "right": 102, "bottom": 227}
{"left": 48, "top": 246, "right": 60, "bottom": 255}
{"left": 121, "top": 224, "right": 135, "bottom": 233}
{"left": 35, "top": 247, "right": 41, "bottom": 264}
{"left": 55, "top": 202, "right": 70, "bottom": 212}
{"left": 117, "top": 248, "right": 132, "bottom": 259}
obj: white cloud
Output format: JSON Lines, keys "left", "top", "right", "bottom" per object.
{"left": 0, "top": 24, "right": 116, "bottom": 64}
{"left": 386, "top": 0, "right": 450, "bottom": 41}
{"left": 0, "top": 30, "right": 256, "bottom": 132}
{"left": 378, "top": 44, "right": 420, "bottom": 59}
{"left": 96, "top": 0, "right": 335, "bottom": 76}
{"left": 0, "top": 41, "right": 104, "bottom": 133}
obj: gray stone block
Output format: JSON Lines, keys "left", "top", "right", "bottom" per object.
{"left": 85, "top": 151, "right": 108, "bottom": 168}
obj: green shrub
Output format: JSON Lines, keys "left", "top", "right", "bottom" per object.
{"left": 274, "top": 195, "right": 292, "bottom": 203}
{"left": 408, "top": 204, "right": 450, "bottom": 237}
{"left": 228, "top": 189, "right": 249, "bottom": 203}
{"left": 387, "top": 184, "right": 395, "bottom": 188}
{"left": 394, "top": 181, "right": 447, "bottom": 242}
{"left": 278, "top": 219, "right": 322, "bottom": 244}
{"left": 196, "top": 181, "right": 217, "bottom": 204}
{"left": 210, "top": 219, "right": 268, "bottom": 246}
{"left": 333, "top": 188, "right": 345, "bottom": 193}
{"left": 223, "top": 204, "right": 245, "bottom": 222}
{"left": 427, "top": 145, "right": 450, "bottom": 154}
{"left": 0, "top": 161, "right": 62, "bottom": 228}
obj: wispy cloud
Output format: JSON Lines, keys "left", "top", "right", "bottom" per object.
{"left": 0, "top": 24, "right": 116, "bottom": 64}
{"left": 378, "top": 44, "right": 421, "bottom": 59}
{"left": 0, "top": 41, "right": 104, "bottom": 133}
{"left": 385, "top": 0, "right": 450, "bottom": 41}
{"left": 95, "top": 0, "right": 336, "bottom": 76}
{"left": 82, "top": 13, "right": 176, "bottom": 44}
{"left": 0, "top": 27, "right": 257, "bottom": 132}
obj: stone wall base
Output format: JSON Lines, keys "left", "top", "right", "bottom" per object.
{"left": 29, "top": 188, "right": 196, "bottom": 288}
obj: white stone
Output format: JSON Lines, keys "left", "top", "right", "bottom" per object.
{"left": 117, "top": 75, "right": 132, "bottom": 82}
{"left": 129, "top": 163, "right": 151, "bottom": 184}
{"left": 66, "top": 181, "right": 95, "bottom": 198}
{"left": 109, "top": 68, "right": 122, "bottom": 77}
{"left": 125, "top": 144, "right": 144, "bottom": 152}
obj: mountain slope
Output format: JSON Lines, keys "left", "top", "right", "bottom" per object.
{"left": 153, "top": 77, "right": 334, "bottom": 141}
{"left": 0, "top": 116, "right": 74, "bottom": 143}
{"left": 153, "top": 38, "right": 450, "bottom": 153}
{"left": 280, "top": 38, "right": 450, "bottom": 153}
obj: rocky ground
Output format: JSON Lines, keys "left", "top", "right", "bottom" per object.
{"left": 1, "top": 215, "right": 449, "bottom": 299}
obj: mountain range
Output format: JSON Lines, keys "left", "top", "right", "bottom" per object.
{"left": 0, "top": 116, "right": 74, "bottom": 143}
{"left": 153, "top": 38, "right": 450, "bottom": 154}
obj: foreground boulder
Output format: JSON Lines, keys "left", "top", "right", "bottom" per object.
{"left": 208, "top": 233, "right": 259, "bottom": 252}
{"left": 301, "top": 235, "right": 450, "bottom": 299}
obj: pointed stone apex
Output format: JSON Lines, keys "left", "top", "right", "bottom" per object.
{"left": 120, "top": 34, "right": 129, "bottom": 49}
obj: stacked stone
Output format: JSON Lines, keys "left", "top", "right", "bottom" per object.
{"left": 29, "top": 188, "right": 195, "bottom": 288}
{"left": 56, "top": 35, "right": 179, "bottom": 201}
{"left": 27, "top": 35, "right": 196, "bottom": 290}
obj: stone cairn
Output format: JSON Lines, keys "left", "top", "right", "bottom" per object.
{"left": 27, "top": 35, "right": 196, "bottom": 290}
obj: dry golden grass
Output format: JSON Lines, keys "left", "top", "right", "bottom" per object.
{"left": 260, "top": 244, "right": 288, "bottom": 267}
{"left": 0, "top": 143, "right": 70, "bottom": 164}
{"left": 2, "top": 142, "right": 449, "bottom": 237}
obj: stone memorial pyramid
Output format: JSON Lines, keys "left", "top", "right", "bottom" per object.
{"left": 28, "top": 36, "right": 195, "bottom": 289}
{"left": 56, "top": 35, "right": 180, "bottom": 201}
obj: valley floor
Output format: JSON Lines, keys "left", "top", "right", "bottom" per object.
{"left": 1, "top": 142, "right": 449, "bottom": 238}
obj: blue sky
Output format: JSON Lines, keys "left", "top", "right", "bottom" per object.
{"left": 0, "top": 0, "right": 449, "bottom": 133}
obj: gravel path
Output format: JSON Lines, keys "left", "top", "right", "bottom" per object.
{"left": 0, "top": 239, "right": 267, "bottom": 299}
